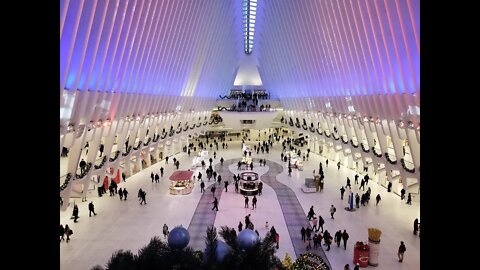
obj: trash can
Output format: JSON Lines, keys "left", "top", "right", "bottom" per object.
{"left": 353, "top": 242, "right": 369, "bottom": 267}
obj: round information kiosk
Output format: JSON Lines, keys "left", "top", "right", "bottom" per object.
{"left": 169, "top": 170, "right": 194, "bottom": 195}
{"left": 239, "top": 172, "right": 259, "bottom": 196}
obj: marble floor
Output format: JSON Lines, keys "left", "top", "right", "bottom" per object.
{"left": 60, "top": 139, "right": 420, "bottom": 270}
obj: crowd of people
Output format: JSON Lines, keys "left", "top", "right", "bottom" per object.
{"left": 61, "top": 128, "right": 418, "bottom": 269}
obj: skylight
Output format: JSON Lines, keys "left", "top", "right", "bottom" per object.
{"left": 242, "top": 0, "right": 257, "bottom": 54}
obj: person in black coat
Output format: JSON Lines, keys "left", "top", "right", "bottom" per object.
{"left": 407, "top": 193, "right": 412, "bottom": 204}
{"left": 301, "top": 227, "right": 306, "bottom": 241}
{"left": 401, "top": 188, "right": 406, "bottom": 200}
{"left": 72, "top": 204, "right": 79, "bottom": 223}
{"left": 211, "top": 197, "right": 219, "bottom": 211}
{"left": 340, "top": 186, "right": 346, "bottom": 200}
{"left": 200, "top": 181, "right": 205, "bottom": 193}
{"left": 413, "top": 218, "right": 419, "bottom": 235}
{"left": 88, "top": 201, "right": 97, "bottom": 216}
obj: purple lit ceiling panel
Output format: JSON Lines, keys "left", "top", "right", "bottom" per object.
{"left": 61, "top": 0, "right": 239, "bottom": 97}
{"left": 258, "top": 0, "right": 419, "bottom": 98}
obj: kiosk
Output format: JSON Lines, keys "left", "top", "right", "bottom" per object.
{"left": 239, "top": 172, "right": 259, "bottom": 195}
{"left": 169, "top": 170, "right": 194, "bottom": 195}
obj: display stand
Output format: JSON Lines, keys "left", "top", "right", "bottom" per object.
{"left": 368, "top": 239, "right": 380, "bottom": 266}
{"left": 239, "top": 172, "right": 259, "bottom": 195}
{"left": 169, "top": 170, "right": 194, "bottom": 195}
{"left": 344, "top": 191, "right": 356, "bottom": 212}
{"left": 353, "top": 242, "right": 369, "bottom": 267}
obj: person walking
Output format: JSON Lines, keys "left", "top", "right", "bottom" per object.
{"left": 340, "top": 186, "right": 346, "bottom": 200}
{"left": 224, "top": 180, "right": 229, "bottom": 192}
{"left": 151, "top": 172, "right": 154, "bottom": 183}
{"left": 211, "top": 185, "right": 216, "bottom": 197}
{"left": 140, "top": 190, "right": 147, "bottom": 205}
{"left": 220, "top": 157, "right": 224, "bottom": 166}
{"left": 354, "top": 173, "right": 359, "bottom": 184}
{"left": 88, "top": 201, "right": 97, "bottom": 217}
{"left": 79, "top": 159, "right": 86, "bottom": 174}
{"left": 288, "top": 167, "right": 292, "bottom": 176}
{"left": 118, "top": 188, "right": 123, "bottom": 200}
{"left": 330, "top": 205, "right": 336, "bottom": 219}
{"left": 123, "top": 188, "right": 128, "bottom": 200}
{"left": 398, "top": 241, "right": 406, "bottom": 262}
{"left": 311, "top": 216, "right": 318, "bottom": 232}
{"left": 353, "top": 263, "right": 360, "bottom": 270}
{"left": 323, "top": 230, "right": 332, "bottom": 251}
{"left": 238, "top": 221, "right": 243, "bottom": 232}
{"left": 59, "top": 224, "right": 65, "bottom": 241}
{"left": 244, "top": 195, "right": 249, "bottom": 208}
{"left": 72, "top": 204, "right": 79, "bottom": 223}
{"left": 376, "top": 194, "right": 382, "bottom": 206}
{"left": 400, "top": 188, "right": 406, "bottom": 200}
{"left": 342, "top": 230, "right": 349, "bottom": 250}
{"left": 318, "top": 215, "right": 324, "bottom": 232}
{"left": 406, "top": 193, "right": 412, "bottom": 204}
{"left": 200, "top": 181, "right": 205, "bottom": 193}
{"left": 212, "top": 197, "right": 219, "bottom": 211}
{"left": 155, "top": 173, "right": 160, "bottom": 183}
{"left": 301, "top": 227, "right": 306, "bottom": 241}
{"left": 99, "top": 144, "right": 104, "bottom": 157}
{"left": 235, "top": 181, "right": 239, "bottom": 193}
{"left": 160, "top": 167, "right": 164, "bottom": 177}
{"left": 64, "top": 224, "right": 73, "bottom": 242}
{"left": 258, "top": 182, "right": 263, "bottom": 195}
{"left": 307, "top": 206, "right": 315, "bottom": 220}
{"left": 346, "top": 178, "right": 351, "bottom": 189}
{"left": 252, "top": 195, "right": 257, "bottom": 209}
{"left": 344, "top": 264, "right": 350, "bottom": 270}
{"left": 163, "top": 224, "right": 169, "bottom": 239}
{"left": 414, "top": 218, "right": 419, "bottom": 235}
{"left": 335, "top": 230, "right": 342, "bottom": 247}
{"left": 337, "top": 161, "right": 341, "bottom": 170}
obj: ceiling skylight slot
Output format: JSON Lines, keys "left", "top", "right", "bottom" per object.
{"left": 242, "top": 0, "right": 257, "bottom": 54}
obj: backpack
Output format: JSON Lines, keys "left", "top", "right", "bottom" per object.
{"left": 333, "top": 207, "right": 336, "bottom": 213}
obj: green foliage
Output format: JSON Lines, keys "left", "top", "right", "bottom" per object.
{"left": 136, "top": 236, "right": 169, "bottom": 269}
{"left": 204, "top": 225, "right": 218, "bottom": 268}
{"left": 106, "top": 250, "right": 136, "bottom": 270}
{"left": 93, "top": 228, "right": 286, "bottom": 270}
{"left": 219, "top": 226, "right": 237, "bottom": 248}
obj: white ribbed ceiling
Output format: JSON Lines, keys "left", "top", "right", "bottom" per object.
{"left": 60, "top": 0, "right": 419, "bottom": 100}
